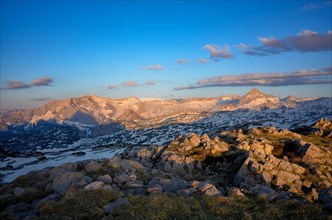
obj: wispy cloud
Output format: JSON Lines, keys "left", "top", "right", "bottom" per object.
{"left": 108, "top": 80, "right": 156, "bottom": 89}
{"left": 122, "top": 81, "right": 139, "bottom": 87}
{"left": 302, "top": 3, "right": 320, "bottom": 10}
{"left": 144, "top": 80, "right": 156, "bottom": 86}
{"left": 239, "top": 30, "right": 332, "bottom": 56}
{"left": 176, "top": 59, "right": 188, "bottom": 64}
{"left": 302, "top": 1, "right": 331, "bottom": 10}
{"left": 6, "top": 81, "right": 32, "bottom": 89}
{"left": 202, "top": 44, "right": 233, "bottom": 61}
{"left": 31, "top": 77, "right": 53, "bottom": 86}
{"left": 3, "top": 77, "right": 54, "bottom": 90}
{"left": 108, "top": 85, "right": 119, "bottom": 90}
{"left": 197, "top": 58, "right": 209, "bottom": 64}
{"left": 30, "top": 98, "right": 51, "bottom": 101}
{"left": 174, "top": 67, "right": 332, "bottom": 90}
{"left": 143, "top": 64, "right": 163, "bottom": 70}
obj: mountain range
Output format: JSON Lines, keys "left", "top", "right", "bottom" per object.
{"left": 0, "top": 88, "right": 320, "bottom": 131}
{"left": 0, "top": 88, "right": 331, "bottom": 154}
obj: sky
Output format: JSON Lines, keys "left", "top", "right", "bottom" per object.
{"left": 0, "top": 0, "right": 331, "bottom": 109}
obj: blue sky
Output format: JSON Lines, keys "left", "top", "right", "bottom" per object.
{"left": 1, "top": 1, "right": 331, "bottom": 109}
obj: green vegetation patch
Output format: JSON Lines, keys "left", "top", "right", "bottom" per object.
{"left": 36, "top": 189, "right": 120, "bottom": 220}
{"left": 113, "top": 195, "right": 329, "bottom": 220}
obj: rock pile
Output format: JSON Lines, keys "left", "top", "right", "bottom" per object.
{"left": 1, "top": 119, "right": 331, "bottom": 219}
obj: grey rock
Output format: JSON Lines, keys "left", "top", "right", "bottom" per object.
{"left": 102, "top": 184, "right": 114, "bottom": 191}
{"left": 204, "top": 186, "right": 221, "bottom": 196}
{"left": 198, "top": 181, "right": 214, "bottom": 192}
{"left": 251, "top": 185, "right": 279, "bottom": 201}
{"left": 103, "top": 198, "right": 130, "bottom": 214}
{"left": 228, "top": 187, "right": 245, "bottom": 197}
{"left": 84, "top": 181, "right": 105, "bottom": 190}
{"left": 147, "top": 184, "right": 163, "bottom": 194}
{"left": 4, "top": 202, "right": 28, "bottom": 213}
{"left": 113, "top": 173, "right": 131, "bottom": 186}
{"left": 84, "top": 161, "right": 102, "bottom": 173}
{"left": 97, "top": 174, "right": 113, "bottom": 184}
{"left": 36, "top": 194, "right": 60, "bottom": 210}
{"left": 176, "top": 188, "right": 196, "bottom": 196}
{"left": 49, "top": 171, "right": 92, "bottom": 195}
{"left": 162, "top": 180, "right": 189, "bottom": 192}
{"left": 13, "top": 187, "right": 25, "bottom": 196}
{"left": 318, "top": 188, "right": 332, "bottom": 210}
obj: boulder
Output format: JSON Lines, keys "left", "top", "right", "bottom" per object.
{"left": 293, "top": 140, "right": 324, "bottom": 158}
{"left": 97, "top": 174, "right": 113, "bottom": 184}
{"left": 13, "top": 187, "right": 25, "bottom": 196}
{"left": 84, "top": 161, "right": 102, "bottom": 173}
{"left": 113, "top": 173, "right": 131, "bottom": 186}
{"left": 49, "top": 171, "right": 92, "bottom": 195}
{"left": 228, "top": 187, "right": 245, "bottom": 197}
{"left": 318, "top": 188, "right": 332, "bottom": 210}
{"left": 84, "top": 181, "right": 105, "bottom": 190}
{"left": 197, "top": 181, "right": 214, "bottom": 192}
{"left": 276, "top": 170, "right": 300, "bottom": 184}
{"left": 313, "top": 118, "right": 331, "bottom": 130}
{"left": 36, "top": 194, "right": 60, "bottom": 211}
{"left": 251, "top": 185, "right": 279, "bottom": 201}
{"left": 147, "top": 184, "right": 163, "bottom": 194}
{"left": 162, "top": 180, "right": 189, "bottom": 192}
{"left": 176, "top": 188, "right": 196, "bottom": 196}
{"left": 188, "top": 133, "right": 201, "bottom": 147}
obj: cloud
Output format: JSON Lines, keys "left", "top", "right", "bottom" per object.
{"left": 174, "top": 67, "right": 332, "bottom": 90}
{"left": 197, "top": 58, "right": 209, "bottom": 63}
{"left": 30, "top": 98, "right": 51, "bottom": 101}
{"left": 108, "top": 80, "right": 157, "bottom": 89}
{"left": 3, "top": 77, "right": 54, "bottom": 90}
{"left": 144, "top": 80, "right": 156, "bottom": 86}
{"left": 5, "top": 81, "right": 32, "bottom": 90}
{"left": 202, "top": 44, "right": 234, "bottom": 61}
{"left": 143, "top": 64, "right": 163, "bottom": 70}
{"left": 108, "top": 85, "right": 119, "bottom": 90}
{"left": 240, "top": 30, "right": 332, "bottom": 56}
{"left": 176, "top": 59, "right": 188, "bottom": 64}
{"left": 31, "top": 77, "right": 53, "bottom": 86}
{"left": 302, "top": 1, "right": 332, "bottom": 10}
{"left": 302, "top": 3, "right": 320, "bottom": 10}
{"left": 122, "top": 81, "right": 139, "bottom": 87}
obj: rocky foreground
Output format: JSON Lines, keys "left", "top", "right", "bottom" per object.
{"left": 1, "top": 119, "right": 332, "bottom": 219}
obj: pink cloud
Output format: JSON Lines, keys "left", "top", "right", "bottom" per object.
{"left": 202, "top": 44, "right": 233, "bottom": 61}
{"left": 175, "top": 67, "right": 332, "bottom": 90}
{"left": 240, "top": 30, "right": 332, "bottom": 56}
{"left": 143, "top": 64, "right": 163, "bottom": 70}
{"left": 197, "top": 58, "right": 209, "bottom": 63}
{"left": 176, "top": 59, "right": 188, "bottom": 64}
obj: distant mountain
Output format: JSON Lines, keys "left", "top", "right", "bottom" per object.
{"left": 0, "top": 88, "right": 323, "bottom": 131}
{"left": 238, "top": 88, "right": 280, "bottom": 109}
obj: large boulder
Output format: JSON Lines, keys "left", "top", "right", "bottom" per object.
{"left": 48, "top": 171, "right": 92, "bottom": 195}
{"left": 84, "top": 161, "right": 102, "bottom": 173}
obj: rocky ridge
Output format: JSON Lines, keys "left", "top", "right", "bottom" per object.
{"left": 0, "top": 119, "right": 331, "bottom": 219}
{"left": 0, "top": 88, "right": 324, "bottom": 131}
